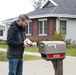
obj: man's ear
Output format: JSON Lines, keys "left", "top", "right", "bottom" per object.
{"left": 20, "top": 19, "right": 23, "bottom": 23}
{"left": 19, "top": 19, "right": 23, "bottom": 24}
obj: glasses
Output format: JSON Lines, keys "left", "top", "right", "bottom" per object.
{"left": 23, "top": 21, "right": 28, "bottom": 25}
{"left": 24, "top": 22, "right": 28, "bottom": 25}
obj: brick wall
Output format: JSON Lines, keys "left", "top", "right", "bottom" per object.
{"left": 27, "top": 17, "right": 56, "bottom": 41}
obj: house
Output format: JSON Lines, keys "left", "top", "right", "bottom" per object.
{"left": 0, "top": 25, "right": 6, "bottom": 40}
{"left": 1, "top": 18, "right": 18, "bottom": 40}
{"left": 1, "top": 0, "right": 76, "bottom": 43}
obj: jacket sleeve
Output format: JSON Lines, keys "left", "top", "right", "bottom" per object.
{"left": 7, "top": 26, "right": 24, "bottom": 47}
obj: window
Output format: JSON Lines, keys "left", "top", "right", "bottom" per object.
{"left": 39, "top": 19, "right": 47, "bottom": 35}
{"left": 60, "top": 20, "right": 66, "bottom": 33}
{"left": 43, "top": 1, "right": 55, "bottom": 8}
{"left": 0, "top": 30, "right": 3, "bottom": 36}
{"left": 26, "top": 21, "right": 32, "bottom": 35}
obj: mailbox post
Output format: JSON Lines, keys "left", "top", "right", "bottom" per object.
{"left": 39, "top": 41, "right": 66, "bottom": 75}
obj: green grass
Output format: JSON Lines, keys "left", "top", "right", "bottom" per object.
{"left": 66, "top": 48, "right": 76, "bottom": 56}
{"left": 0, "top": 44, "right": 8, "bottom": 48}
{"left": 0, "top": 44, "right": 38, "bottom": 52}
{"left": 23, "top": 55, "right": 42, "bottom": 61}
{"left": 25, "top": 46, "right": 39, "bottom": 52}
{"left": 0, "top": 51, "right": 8, "bottom": 62}
{"left": 0, "top": 44, "right": 76, "bottom": 57}
{"left": 0, "top": 51, "right": 42, "bottom": 62}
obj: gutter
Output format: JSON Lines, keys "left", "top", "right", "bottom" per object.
{"left": 29, "top": 14, "right": 76, "bottom": 19}
{"left": 2, "top": 14, "right": 76, "bottom": 24}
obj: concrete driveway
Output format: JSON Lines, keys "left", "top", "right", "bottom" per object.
{"left": 0, "top": 56, "right": 76, "bottom": 75}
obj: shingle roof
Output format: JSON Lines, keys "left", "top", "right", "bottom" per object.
{"left": 0, "top": 25, "right": 5, "bottom": 28}
{"left": 27, "top": 0, "right": 76, "bottom": 17}
{"left": 27, "top": 6, "right": 57, "bottom": 16}
{"left": 53, "top": 0, "right": 76, "bottom": 15}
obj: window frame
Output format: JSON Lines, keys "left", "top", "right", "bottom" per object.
{"left": 26, "top": 20, "right": 32, "bottom": 36}
{"left": 38, "top": 19, "right": 47, "bottom": 36}
{"left": 0, "top": 30, "right": 3, "bottom": 36}
{"left": 59, "top": 19, "right": 67, "bottom": 34}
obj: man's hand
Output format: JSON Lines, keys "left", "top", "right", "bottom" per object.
{"left": 23, "top": 38, "right": 37, "bottom": 47}
{"left": 23, "top": 41, "right": 29, "bottom": 47}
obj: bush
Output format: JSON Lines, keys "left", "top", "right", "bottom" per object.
{"left": 53, "top": 28, "right": 66, "bottom": 41}
{"left": 65, "top": 39, "right": 76, "bottom": 48}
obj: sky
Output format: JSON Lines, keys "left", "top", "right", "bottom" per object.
{"left": 0, "top": 0, "right": 35, "bottom": 21}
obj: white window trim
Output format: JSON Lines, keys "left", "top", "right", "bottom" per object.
{"left": 38, "top": 19, "right": 47, "bottom": 36}
{"left": 40, "top": 0, "right": 58, "bottom": 9}
{"left": 59, "top": 19, "right": 67, "bottom": 26}
{"left": 59, "top": 19, "right": 67, "bottom": 34}
{"left": 38, "top": 34, "right": 47, "bottom": 36}
{"left": 29, "top": 20, "right": 32, "bottom": 22}
{"left": 59, "top": 18, "right": 68, "bottom": 21}
{"left": 26, "top": 34, "right": 31, "bottom": 36}
{"left": 38, "top": 18, "right": 47, "bottom": 21}
{"left": 26, "top": 20, "right": 32, "bottom": 35}
{"left": 56, "top": 18, "right": 68, "bottom": 34}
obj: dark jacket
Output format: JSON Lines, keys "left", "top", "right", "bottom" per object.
{"left": 7, "top": 21, "right": 26, "bottom": 59}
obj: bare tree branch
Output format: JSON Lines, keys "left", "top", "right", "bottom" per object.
{"left": 31, "top": 0, "right": 46, "bottom": 9}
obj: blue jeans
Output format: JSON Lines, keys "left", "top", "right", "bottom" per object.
{"left": 8, "top": 58, "right": 23, "bottom": 75}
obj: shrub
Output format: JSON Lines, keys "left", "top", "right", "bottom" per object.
{"left": 65, "top": 39, "right": 76, "bottom": 48}
{"left": 53, "top": 28, "right": 66, "bottom": 41}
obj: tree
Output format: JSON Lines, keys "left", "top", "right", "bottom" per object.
{"left": 31, "top": 0, "right": 47, "bottom": 9}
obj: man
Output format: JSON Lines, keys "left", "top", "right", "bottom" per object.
{"left": 7, "top": 14, "right": 29, "bottom": 75}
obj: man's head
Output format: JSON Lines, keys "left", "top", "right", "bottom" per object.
{"left": 18, "top": 14, "right": 29, "bottom": 27}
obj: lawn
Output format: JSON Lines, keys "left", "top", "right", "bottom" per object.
{"left": 0, "top": 51, "right": 42, "bottom": 62}
{"left": 66, "top": 48, "right": 76, "bottom": 56}
{"left": 0, "top": 44, "right": 7, "bottom": 48}
{"left": 0, "top": 51, "right": 8, "bottom": 62}
{"left": 0, "top": 44, "right": 76, "bottom": 57}
{"left": 0, "top": 45, "right": 42, "bottom": 62}
{"left": 0, "top": 44, "right": 76, "bottom": 62}
{"left": 25, "top": 46, "right": 39, "bottom": 52}
{"left": 0, "top": 44, "right": 39, "bottom": 52}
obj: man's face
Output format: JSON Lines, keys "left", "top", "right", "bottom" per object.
{"left": 21, "top": 19, "right": 28, "bottom": 27}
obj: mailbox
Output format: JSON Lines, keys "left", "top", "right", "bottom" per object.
{"left": 39, "top": 41, "right": 66, "bottom": 60}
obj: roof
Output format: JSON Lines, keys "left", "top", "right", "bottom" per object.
{"left": 26, "top": 0, "right": 76, "bottom": 19}
{"left": 1, "top": 17, "right": 18, "bottom": 23}
{"left": 2, "top": 0, "right": 76, "bottom": 23}
{"left": 0, "top": 25, "right": 5, "bottom": 29}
